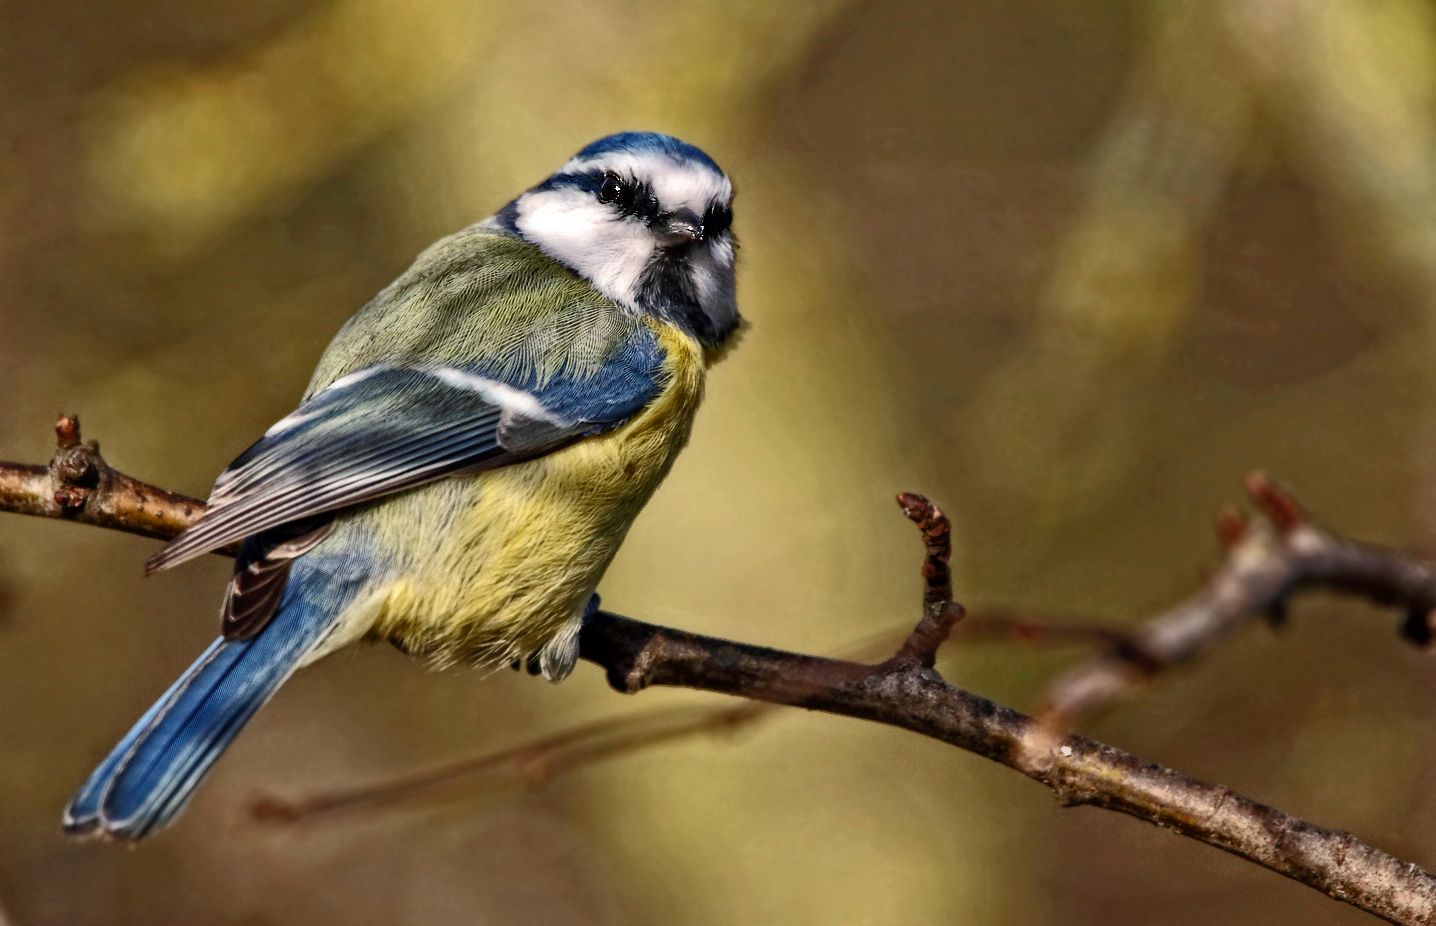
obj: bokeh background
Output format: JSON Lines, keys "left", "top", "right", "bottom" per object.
{"left": 5, "top": 1, "right": 1436, "bottom": 923}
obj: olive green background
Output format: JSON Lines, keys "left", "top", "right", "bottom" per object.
{"left": 4, "top": 2, "right": 1436, "bottom": 923}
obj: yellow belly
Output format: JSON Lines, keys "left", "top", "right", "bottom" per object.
{"left": 359, "top": 322, "right": 706, "bottom": 667}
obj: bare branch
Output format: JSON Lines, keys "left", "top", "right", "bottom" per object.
{"left": 0, "top": 414, "right": 228, "bottom": 552}
{"left": 1041, "top": 473, "right": 1436, "bottom": 726}
{"left": 254, "top": 611, "right": 1120, "bottom": 826}
{"left": 3, "top": 418, "right": 1436, "bottom": 923}
{"left": 578, "top": 610, "right": 1436, "bottom": 923}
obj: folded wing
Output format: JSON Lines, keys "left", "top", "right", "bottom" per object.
{"left": 145, "top": 365, "right": 621, "bottom": 576}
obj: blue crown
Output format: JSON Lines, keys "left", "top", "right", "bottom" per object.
{"left": 574, "top": 132, "right": 723, "bottom": 174}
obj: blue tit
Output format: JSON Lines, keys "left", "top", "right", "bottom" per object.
{"left": 64, "top": 131, "right": 741, "bottom": 840}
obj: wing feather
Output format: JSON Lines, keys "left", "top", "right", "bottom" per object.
{"left": 221, "top": 516, "right": 333, "bottom": 639}
{"left": 145, "top": 367, "right": 581, "bottom": 574}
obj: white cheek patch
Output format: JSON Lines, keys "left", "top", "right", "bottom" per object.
{"left": 708, "top": 235, "right": 736, "bottom": 270}
{"left": 514, "top": 187, "right": 655, "bottom": 307}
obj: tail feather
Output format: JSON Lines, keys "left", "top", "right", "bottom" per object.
{"left": 64, "top": 599, "right": 332, "bottom": 841}
{"left": 63, "top": 643, "right": 223, "bottom": 833}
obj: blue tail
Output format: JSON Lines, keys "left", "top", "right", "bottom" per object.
{"left": 63, "top": 595, "right": 335, "bottom": 841}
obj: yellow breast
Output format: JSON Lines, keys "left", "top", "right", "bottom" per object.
{"left": 361, "top": 321, "right": 707, "bottom": 667}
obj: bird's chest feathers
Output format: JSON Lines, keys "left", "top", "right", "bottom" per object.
{"left": 368, "top": 323, "right": 705, "bottom": 665}
{"left": 544, "top": 322, "right": 705, "bottom": 499}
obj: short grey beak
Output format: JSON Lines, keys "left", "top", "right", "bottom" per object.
{"left": 656, "top": 209, "right": 704, "bottom": 248}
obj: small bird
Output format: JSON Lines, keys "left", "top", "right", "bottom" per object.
{"left": 64, "top": 131, "right": 741, "bottom": 840}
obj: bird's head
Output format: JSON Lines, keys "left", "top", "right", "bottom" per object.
{"left": 492, "top": 132, "right": 740, "bottom": 350}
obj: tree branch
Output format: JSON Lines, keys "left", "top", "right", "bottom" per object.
{"left": 0, "top": 415, "right": 232, "bottom": 553}
{"left": 4, "top": 416, "right": 1436, "bottom": 924}
{"left": 248, "top": 612, "right": 1123, "bottom": 826}
{"left": 1040, "top": 473, "right": 1436, "bottom": 726}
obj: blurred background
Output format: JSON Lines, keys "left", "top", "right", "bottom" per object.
{"left": 4, "top": 1, "right": 1436, "bottom": 923}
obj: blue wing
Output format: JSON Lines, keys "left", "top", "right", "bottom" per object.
{"left": 146, "top": 356, "right": 663, "bottom": 578}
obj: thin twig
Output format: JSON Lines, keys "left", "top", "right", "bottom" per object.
{"left": 251, "top": 704, "right": 772, "bottom": 824}
{"left": 0, "top": 414, "right": 231, "bottom": 553}
{"left": 892, "top": 492, "right": 965, "bottom": 668}
{"left": 4, "top": 417, "right": 1436, "bottom": 923}
{"left": 1040, "top": 473, "right": 1436, "bottom": 726}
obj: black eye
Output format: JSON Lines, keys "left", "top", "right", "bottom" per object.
{"left": 704, "top": 202, "right": 733, "bottom": 237}
{"left": 597, "top": 172, "right": 625, "bottom": 205}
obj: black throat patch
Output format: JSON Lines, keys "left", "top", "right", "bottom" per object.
{"left": 637, "top": 252, "right": 735, "bottom": 349}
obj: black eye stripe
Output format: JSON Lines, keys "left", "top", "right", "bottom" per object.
{"left": 588, "top": 170, "right": 660, "bottom": 222}
{"left": 704, "top": 202, "right": 733, "bottom": 236}
{"left": 557, "top": 169, "right": 730, "bottom": 232}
